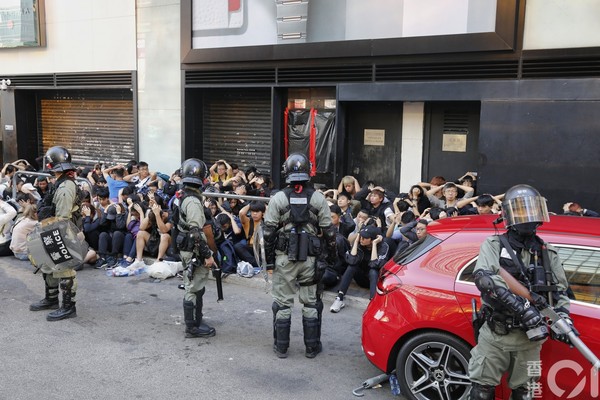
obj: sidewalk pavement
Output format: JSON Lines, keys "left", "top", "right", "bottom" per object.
{"left": 215, "top": 270, "right": 372, "bottom": 310}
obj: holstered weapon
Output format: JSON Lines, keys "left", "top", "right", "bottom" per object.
{"left": 498, "top": 267, "right": 600, "bottom": 369}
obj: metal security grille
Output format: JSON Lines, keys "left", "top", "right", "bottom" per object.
{"left": 38, "top": 96, "right": 135, "bottom": 166}
{"left": 202, "top": 90, "right": 272, "bottom": 174}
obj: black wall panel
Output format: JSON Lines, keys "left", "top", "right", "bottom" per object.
{"left": 478, "top": 100, "right": 600, "bottom": 213}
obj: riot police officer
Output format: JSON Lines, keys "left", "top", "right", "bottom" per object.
{"left": 263, "top": 153, "right": 337, "bottom": 358}
{"left": 468, "top": 184, "right": 573, "bottom": 399}
{"left": 174, "top": 158, "right": 217, "bottom": 338}
{"left": 29, "top": 146, "right": 82, "bottom": 321}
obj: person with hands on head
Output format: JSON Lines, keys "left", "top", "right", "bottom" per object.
{"left": 337, "top": 175, "right": 361, "bottom": 199}
{"left": 128, "top": 198, "right": 172, "bottom": 269}
{"left": 117, "top": 199, "right": 145, "bottom": 268}
{"left": 406, "top": 185, "right": 431, "bottom": 216}
{"left": 209, "top": 159, "right": 233, "bottom": 188}
{"left": 457, "top": 171, "right": 477, "bottom": 192}
{"left": 102, "top": 163, "right": 129, "bottom": 203}
{"left": 563, "top": 202, "right": 600, "bottom": 217}
{"left": 247, "top": 172, "right": 270, "bottom": 197}
{"left": 330, "top": 224, "right": 391, "bottom": 313}
{"left": 216, "top": 201, "right": 243, "bottom": 237}
{"left": 0, "top": 163, "right": 17, "bottom": 186}
{"left": 459, "top": 193, "right": 504, "bottom": 215}
{"left": 426, "top": 181, "right": 474, "bottom": 209}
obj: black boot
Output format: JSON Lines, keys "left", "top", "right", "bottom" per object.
{"left": 47, "top": 278, "right": 77, "bottom": 321}
{"left": 273, "top": 318, "right": 291, "bottom": 358}
{"left": 30, "top": 274, "right": 59, "bottom": 311}
{"left": 511, "top": 386, "right": 531, "bottom": 400}
{"left": 303, "top": 316, "right": 322, "bottom": 358}
{"left": 470, "top": 383, "right": 495, "bottom": 400}
{"left": 183, "top": 297, "right": 215, "bottom": 338}
{"left": 194, "top": 288, "right": 216, "bottom": 336}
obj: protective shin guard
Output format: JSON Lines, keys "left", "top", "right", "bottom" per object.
{"left": 47, "top": 278, "right": 76, "bottom": 321}
{"left": 511, "top": 386, "right": 531, "bottom": 400}
{"left": 274, "top": 318, "right": 291, "bottom": 358}
{"left": 194, "top": 288, "right": 215, "bottom": 337}
{"left": 303, "top": 316, "right": 322, "bottom": 358}
{"left": 30, "top": 274, "right": 59, "bottom": 311}
{"left": 469, "top": 383, "right": 495, "bottom": 400}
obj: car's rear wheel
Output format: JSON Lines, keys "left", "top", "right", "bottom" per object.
{"left": 396, "top": 332, "right": 472, "bottom": 400}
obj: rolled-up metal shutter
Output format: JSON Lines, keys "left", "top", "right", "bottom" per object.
{"left": 203, "top": 89, "right": 272, "bottom": 175}
{"left": 38, "top": 92, "right": 134, "bottom": 166}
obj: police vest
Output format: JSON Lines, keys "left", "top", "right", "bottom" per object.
{"left": 280, "top": 186, "right": 319, "bottom": 231}
{"left": 171, "top": 187, "right": 203, "bottom": 233}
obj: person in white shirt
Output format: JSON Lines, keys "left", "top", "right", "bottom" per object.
{"left": 0, "top": 199, "right": 18, "bottom": 256}
{"left": 10, "top": 203, "right": 39, "bottom": 260}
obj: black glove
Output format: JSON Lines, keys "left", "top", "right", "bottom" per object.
{"left": 530, "top": 292, "right": 548, "bottom": 308}
{"left": 520, "top": 305, "right": 543, "bottom": 330}
{"left": 551, "top": 316, "right": 579, "bottom": 345}
{"left": 262, "top": 224, "right": 277, "bottom": 269}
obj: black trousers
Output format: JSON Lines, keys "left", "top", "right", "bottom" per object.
{"left": 338, "top": 264, "right": 378, "bottom": 299}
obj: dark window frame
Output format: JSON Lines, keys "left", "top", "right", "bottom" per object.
{"left": 181, "top": 0, "right": 522, "bottom": 65}
{"left": 457, "top": 244, "right": 600, "bottom": 306}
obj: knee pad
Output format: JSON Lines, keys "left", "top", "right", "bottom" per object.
{"left": 303, "top": 301, "right": 323, "bottom": 316}
{"left": 272, "top": 302, "right": 290, "bottom": 319}
{"left": 59, "top": 278, "right": 74, "bottom": 291}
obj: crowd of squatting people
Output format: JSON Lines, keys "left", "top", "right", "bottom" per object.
{"left": 1, "top": 155, "right": 598, "bottom": 317}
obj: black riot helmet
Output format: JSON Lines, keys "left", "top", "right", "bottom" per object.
{"left": 181, "top": 158, "right": 208, "bottom": 186}
{"left": 44, "top": 146, "right": 76, "bottom": 172}
{"left": 502, "top": 184, "right": 550, "bottom": 234}
{"left": 282, "top": 153, "right": 311, "bottom": 184}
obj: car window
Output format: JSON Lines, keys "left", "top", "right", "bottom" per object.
{"left": 458, "top": 259, "right": 477, "bottom": 282}
{"left": 459, "top": 246, "right": 600, "bottom": 305}
{"left": 556, "top": 245, "right": 600, "bottom": 306}
{"left": 392, "top": 234, "right": 441, "bottom": 265}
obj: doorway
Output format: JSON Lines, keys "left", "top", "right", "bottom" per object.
{"left": 345, "top": 102, "right": 403, "bottom": 191}
{"left": 423, "top": 102, "right": 481, "bottom": 183}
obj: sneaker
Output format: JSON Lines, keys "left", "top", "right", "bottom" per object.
{"left": 330, "top": 297, "right": 345, "bottom": 313}
{"left": 94, "top": 257, "right": 106, "bottom": 269}
{"left": 117, "top": 258, "right": 133, "bottom": 268}
{"left": 129, "top": 259, "right": 146, "bottom": 269}
{"left": 103, "top": 256, "right": 117, "bottom": 270}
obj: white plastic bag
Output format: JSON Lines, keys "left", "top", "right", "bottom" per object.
{"left": 236, "top": 261, "right": 255, "bottom": 278}
{"left": 147, "top": 260, "right": 183, "bottom": 279}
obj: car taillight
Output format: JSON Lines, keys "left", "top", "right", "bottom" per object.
{"left": 376, "top": 267, "right": 403, "bottom": 295}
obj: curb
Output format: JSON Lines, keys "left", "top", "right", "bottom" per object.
{"left": 214, "top": 273, "right": 371, "bottom": 310}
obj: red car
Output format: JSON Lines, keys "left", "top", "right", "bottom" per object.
{"left": 362, "top": 214, "right": 600, "bottom": 400}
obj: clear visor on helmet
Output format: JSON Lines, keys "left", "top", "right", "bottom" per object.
{"left": 503, "top": 195, "right": 550, "bottom": 227}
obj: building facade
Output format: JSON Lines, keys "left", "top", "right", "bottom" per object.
{"left": 1, "top": 0, "right": 599, "bottom": 211}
